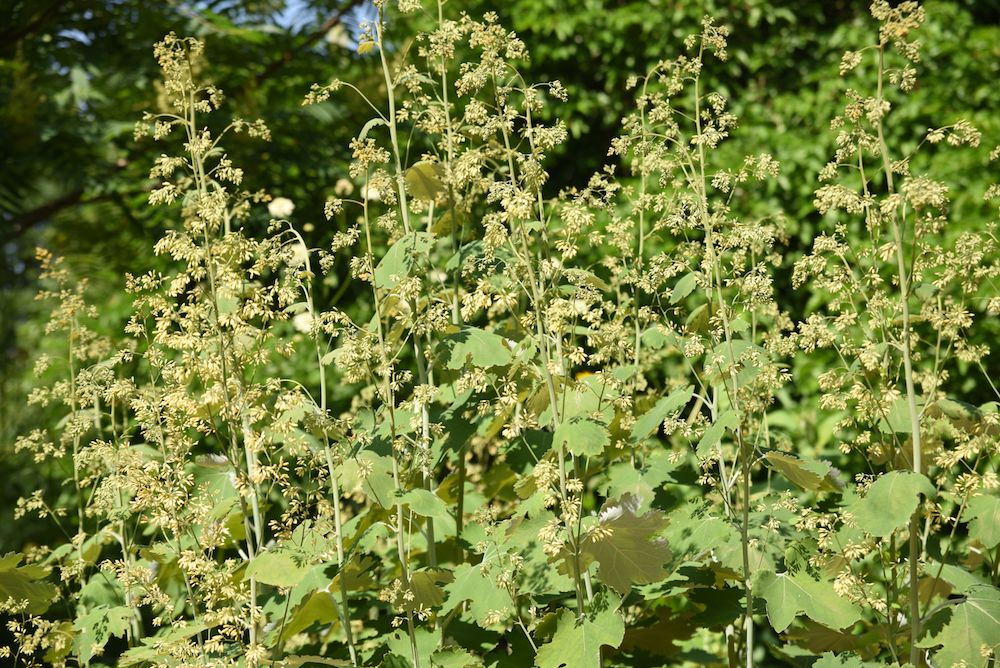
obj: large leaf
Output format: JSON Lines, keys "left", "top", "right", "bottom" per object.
{"left": 374, "top": 231, "right": 436, "bottom": 289}
{"left": 919, "top": 585, "right": 1000, "bottom": 668}
{"left": 440, "top": 327, "right": 513, "bottom": 370}
{"left": 554, "top": 417, "right": 610, "bottom": 457}
{"left": 669, "top": 272, "right": 698, "bottom": 304}
{"left": 630, "top": 385, "right": 693, "bottom": 444}
{"left": 74, "top": 605, "right": 133, "bottom": 665}
{"left": 245, "top": 550, "right": 315, "bottom": 589}
{"left": 696, "top": 410, "right": 740, "bottom": 457}
{"left": 534, "top": 593, "right": 624, "bottom": 668}
{"left": 964, "top": 494, "right": 1000, "bottom": 549}
{"left": 583, "top": 494, "right": 670, "bottom": 594}
{"left": 764, "top": 452, "right": 843, "bottom": 492}
{"left": 405, "top": 161, "right": 445, "bottom": 200}
{"left": 440, "top": 558, "right": 510, "bottom": 626}
{"left": 848, "top": 470, "right": 935, "bottom": 538}
{"left": 0, "top": 552, "right": 57, "bottom": 615}
{"left": 756, "top": 570, "right": 862, "bottom": 632}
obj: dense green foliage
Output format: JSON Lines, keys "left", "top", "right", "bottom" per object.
{"left": 2, "top": 1, "right": 1000, "bottom": 667}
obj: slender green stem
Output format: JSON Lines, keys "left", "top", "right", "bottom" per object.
{"left": 691, "top": 41, "right": 752, "bottom": 667}
{"left": 434, "top": 0, "right": 469, "bottom": 562}
{"left": 292, "top": 226, "right": 359, "bottom": 665}
{"left": 376, "top": 14, "right": 411, "bottom": 236}
{"left": 493, "top": 80, "right": 586, "bottom": 612}
{"left": 360, "top": 167, "right": 422, "bottom": 668}
{"left": 875, "top": 46, "right": 923, "bottom": 667}
{"left": 185, "top": 77, "right": 263, "bottom": 648}
{"left": 377, "top": 11, "right": 438, "bottom": 580}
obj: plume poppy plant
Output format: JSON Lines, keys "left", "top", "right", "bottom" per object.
{"left": 4, "top": 2, "right": 1000, "bottom": 667}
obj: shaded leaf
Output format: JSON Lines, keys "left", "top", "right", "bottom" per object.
{"left": 406, "top": 161, "right": 445, "bottom": 200}
{"left": 663, "top": 503, "right": 738, "bottom": 561}
{"left": 432, "top": 646, "right": 483, "bottom": 667}
{"left": 785, "top": 621, "right": 882, "bottom": 655}
{"left": 764, "top": 452, "right": 843, "bottom": 492}
{"left": 409, "top": 569, "right": 454, "bottom": 611}
{"left": 583, "top": 494, "right": 670, "bottom": 594}
{"left": 670, "top": 272, "right": 698, "bottom": 304}
{"left": 0, "top": 552, "right": 56, "bottom": 615}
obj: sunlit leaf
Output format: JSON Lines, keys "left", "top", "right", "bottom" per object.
{"left": 696, "top": 410, "right": 739, "bottom": 457}
{"left": 534, "top": 592, "right": 624, "bottom": 668}
{"left": 441, "top": 558, "right": 510, "bottom": 626}
{"left": 813, "top": 652, "right": 882, "bottom": 667}
{"left": 245, "top": 551, "right": 315, "bottom": 589}
{"left": 964, "top": 494, "right": 1000, "bottom": 548}
{"left": 554, "top": 417, "right": 609, "bottom": 457}
{"left": 919, "top": 585, "right": 1000, "bottom": 668}
{"left": 440, "top": 326, "right": 513, "bottom": 370}
{"left": 847, "top": 470, "right": 935, "bottom": 538}
{"left": 74, "top": 605, "right": 132, "bottom": 665}
{"left": 756, "top": 570, "right": 862, "bottom": 632}
{"left": 630, "top": 385, "right": 693, "bottom": 444}
{"left": 375, "top": 231, "right": 436, "bottom": 289}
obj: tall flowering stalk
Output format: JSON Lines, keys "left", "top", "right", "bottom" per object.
{"left": 794, "top": 2, "right": 1000, "bottom": 664}
{"left": 599, "top": 18, "right": 789, "bottom": 667}
{"left": 6, "top": 2, "right": 1000, "bottom": 668}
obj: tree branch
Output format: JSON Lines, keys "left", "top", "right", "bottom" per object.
{"left": 254, "top": 0, "right": 364, "bottom": 86}
{"left": 0, "top": 0, "right": 75, "bottom": 48}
